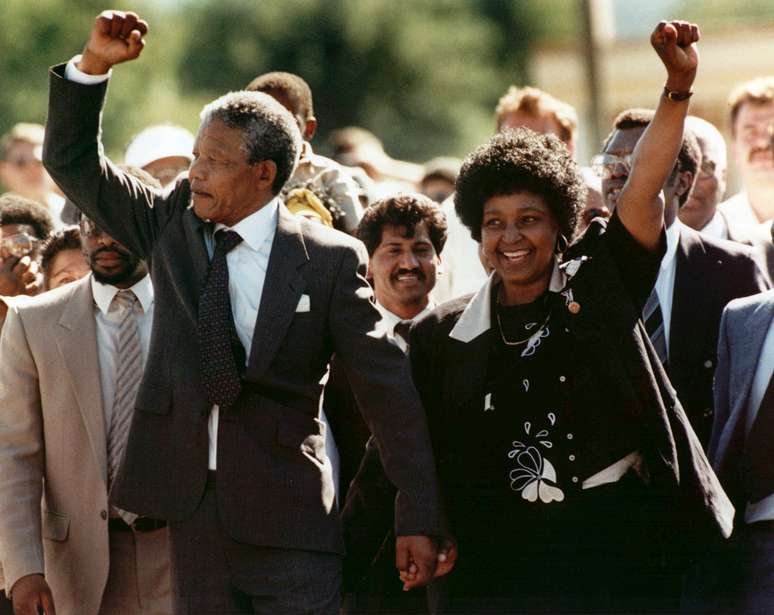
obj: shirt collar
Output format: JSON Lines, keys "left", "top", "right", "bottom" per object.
{"left": 214, "top": 197, "right": 279, "bottom": 252}
{"left": 661, "top": 219, "right": 683, "bottom": 271}
{"left": 449, "top": 259, "right": 565, "bottom": 343}
{"left": 700, "top": 210, "right": 728, "bottom": 240}
{"left": 376, "top": 301, "right": 436, "bottom": 329}
{"left": 91, "top": 273, "right": 154, "bottom": 316}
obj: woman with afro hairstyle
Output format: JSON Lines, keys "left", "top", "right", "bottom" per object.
{"left": 378, "top": 21, "right": 732, "bottom": 614}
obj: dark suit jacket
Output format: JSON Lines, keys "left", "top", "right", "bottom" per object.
{"left": 42, "top": 64, "right": 442, "bottom": 555}
{"left": 668, "top": 226, "right": 769, "bottom": 447}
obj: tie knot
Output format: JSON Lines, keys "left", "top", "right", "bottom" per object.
{"left": 215, "top": 229, "right": 243, "bottom": 255}
{"left": 112, "top": 289, "right": 137, "bottom": 311}
{"left": 394, "top": 320, "right": 412, "bottom": 344}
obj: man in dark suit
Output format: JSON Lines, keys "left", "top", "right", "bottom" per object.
{"left": 709, "top": 287, "right": 774, "bottom": 614}
{"left": 597, "top": 108, "right": 770, "bottom": 446}
{"left": 42, "top": 10, "right": 442, "bottom": 615}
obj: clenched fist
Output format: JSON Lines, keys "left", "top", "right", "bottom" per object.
{"left": 650, "top": 20, "right": 700, "bottom": 93}
{"left": 77, "top": 10, "right": 149, "bottom": 75}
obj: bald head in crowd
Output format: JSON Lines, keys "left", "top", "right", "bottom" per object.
{"left": 680, "top": 116, "right": 728, "bottom": 231}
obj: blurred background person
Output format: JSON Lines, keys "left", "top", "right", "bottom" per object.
{"left": 720, "top": 77, "right": 774, "bottom": 230}
{"left": 598, "top": 107, "right": 769, "bottom": 446}
{"left": 0, "top": 124, "right": 65, "bottom": 226}
{"left": 683, "top": 115, "right": 774, "bottom": 279}
{"left": 329, "top": 126, "right": 423, "bottom": 195}
{"left": 39, "top": 226, "right": 89, "bottom": 291}
{"left": 0, "top": 193, "right": 53, "bottom": 329}
{"left": 248, "top": 71, "right": 364, "bottom": 234}
{"left": 419, "top": 157, "right": 461, "bottom": 205}
{"left": 124, "top": 124, "right": 194, "bottom": 188}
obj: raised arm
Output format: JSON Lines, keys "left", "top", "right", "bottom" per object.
{"left": 617, "top": 21, "right": 700, "bottom": 250}
{"left": 43, "top": 10, "right": 178, "bottom": 259}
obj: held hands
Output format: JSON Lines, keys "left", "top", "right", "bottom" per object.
{"left": 396, "top": 535, "right": 458, "bottom": 591}
{"left": 77, "top": 10, "right": 149, "bottom": 75}
{"left": 650, "top": 21, "right": 700, "bottom": 92}
{"left": 11, "top": 574, "right": 56, "bottom": 615}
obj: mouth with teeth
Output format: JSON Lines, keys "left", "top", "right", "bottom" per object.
{"left": 499, "top": 248, "right": 531, "bottom": 264}
{"left": 392, "top": 270, "right": 425, "bottom": 285}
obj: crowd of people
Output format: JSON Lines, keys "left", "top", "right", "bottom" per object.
{"left": 0, "top": 10, "right": 772, "bottom": 615}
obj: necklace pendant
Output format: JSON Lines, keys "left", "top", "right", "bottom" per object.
{"left": 567, "top": 301, "right": 581, "bottom": 315}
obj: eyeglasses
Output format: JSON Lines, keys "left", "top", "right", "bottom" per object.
{"left": 0, "top": 232, "right": 40, "bottom": 258}
{"left": 6, "top": 156, "right": 41, "bottom": 168}
{"left": 591, "top": 153, "right": 634, "bottom": 178}
{"left": 698, "top": 159, "right": 717, "bottom": 178}
{"left": 79, "top": 217, "right": 106, "bottom": 238}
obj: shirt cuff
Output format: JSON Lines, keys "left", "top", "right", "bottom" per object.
{"left": 64, "top": 55, "right": 112, "bottom": 84}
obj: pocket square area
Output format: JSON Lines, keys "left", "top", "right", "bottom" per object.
{"left": 295, "top": 294, "right": 311, "bottom": 312}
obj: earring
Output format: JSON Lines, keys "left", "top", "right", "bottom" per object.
{"left": 555, "top": 234, "right": 569, "bottom": 254}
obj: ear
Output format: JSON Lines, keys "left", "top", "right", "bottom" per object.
{"left": 304, "top": 116, "right": 318, "bottom": 141}
{"left": 253, "top": 160, "right": 278, "bottom": 191}
{"left": 675, "top": 169, "right": 695, "bottom": 203}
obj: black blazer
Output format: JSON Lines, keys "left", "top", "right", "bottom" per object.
{"left": 42, "top": 64, "right": 442, "bottom": 554}
{"left": 668, "top": 226, "right": 769, "bottom": 446}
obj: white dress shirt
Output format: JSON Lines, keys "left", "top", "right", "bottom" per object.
{"left": 204, "top": 199, "right": 279, "bottom": 469}
{"left": 375, "top": 302, "right": 435, "bottom": 354}
{"left": 653, "top": 220, "right": 682, "bottom": 353}
{"left": 698, "top": 210, "right": 728, "bottom": 241}
{"left": 719, "top": 191, "right": 763, "bottom": 228}
{"left": 64, "top": 57, "right": 279, "bottom": 471}
{"left": 91, "top": 275, "right": 154, "bottom": 428}
{"left": 744, "top": 316, "right": 774, "bottom": 524}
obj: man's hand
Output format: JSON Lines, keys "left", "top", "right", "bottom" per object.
{"left": 11, "top": 574, "right": 56, "bottom": 615}
{"left": 395, "top": 535, "right": 438, "bottom": 591}
{"left": 434, "top": 537, "right": 458, "bottom": 578}
{"left": 650, "top": 20, "right": 700, "bottom": 92}
{"left": 0, "top": 255, "right": 42, "bottom": 297}
{"left": 77, "top": 10, "right": 149, "bottom": 75}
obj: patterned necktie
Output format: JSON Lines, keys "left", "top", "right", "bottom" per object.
{"left": 643, "top": 288, "right": 668, "bottom": 366}
{"left": 198, "top": 229, "right": 245, "bottom": 410}
{"left": 107, "top": 289, "right": 142, "bottom": 525}
{"left": 743, "top": 373, "right": 774, "bottom": 504}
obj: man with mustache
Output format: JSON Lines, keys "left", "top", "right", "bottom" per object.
{"left": 0, "top": 210, "right": 172, "bottom": 615}
{"left": 720, "top": 77, "right": 774, "bottom": 231}
{"left": 596, "top": 108, "right": 769, "bottom": 447}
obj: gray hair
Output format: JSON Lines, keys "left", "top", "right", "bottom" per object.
{"left": 199, "top": 91, "right": 301, "bottom": 193}
{"left": 685, "top": 115, "right": 727, "bottom": 174}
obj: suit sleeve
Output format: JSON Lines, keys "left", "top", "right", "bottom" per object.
{"left": 0, "top": 306, "right": 45, "bottom": 595}
{"left": 329, "top": 242, "right": 443, "bottom": 537}
{"left": 707, "top": 307, "right": 733, "bottom": 468}
{"left": 42, "top": 64, "right": 178, "bottom": 259}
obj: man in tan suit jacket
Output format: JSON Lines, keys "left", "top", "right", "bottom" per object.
{"left": 0, "top": 216, "right": 171, "bottom": 615}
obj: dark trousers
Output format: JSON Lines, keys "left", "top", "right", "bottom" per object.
{"left": 738, "top": 521, "right": 774, "bottom": 615}
{"left": 0, "top": 591, "right": 12, "bottom": 615}
{"left": 168, "top": 472, "right": 342, "bottom": 615}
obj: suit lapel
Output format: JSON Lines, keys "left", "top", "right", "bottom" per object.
{"left": 669, "top": 228, "right": 713, "bottom": 381}
{"left": 731, "top": 298, "right": 774, "bottom": 418}
{"left": 54, "top": 275, "right": 108, "bottom": 485}
{"left": 183, "top": 206, "right": 211, "bottom": 291}
{"left": 245, "top": 206, "right": 309, "bottom": 379}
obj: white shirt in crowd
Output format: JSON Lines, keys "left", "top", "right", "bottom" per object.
{"left": 375, "top": 301, "right": 435, "bottom": 353}
{"left": 719, "top": 191, "right": 766, "bottom": 228}
{"left": 92, "top": 275, "right": 154, "bottom": 428}
{"left": 698, "top": 210, "right": 728, "bottom": 241}
{"left": 652, "top": 219, "right": 682, "bottom": 355}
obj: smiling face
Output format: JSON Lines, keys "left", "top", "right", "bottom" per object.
{"left": 189, "top": 119, "right": 276, "bottom": 226}
{"left": 481, "top": 192, "right": 559, "bottom": 305}
{"left": 369, "top": 221, "right": 440, "bottom": 319}
{"left": 733, "top": 101, "right": 774, "bottom": 185}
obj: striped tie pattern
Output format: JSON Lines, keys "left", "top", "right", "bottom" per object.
{"left": 643, "top": 288, "right": 668, "bottom": 366}
{"left": 108, "top": 290, "right": 142, "bottom": 525}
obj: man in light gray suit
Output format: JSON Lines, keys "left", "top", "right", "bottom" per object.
{"left": 42, "top": 10, "right": 443, "bottom": 615}
{"left": 709, "top": 279, "right": 774, "bottom": 614}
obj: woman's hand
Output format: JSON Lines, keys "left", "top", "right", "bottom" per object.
{"left": 650, "top": 21, "right": 700, "bottom": 92}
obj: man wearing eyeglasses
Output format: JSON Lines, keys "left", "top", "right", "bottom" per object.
{"left": 594, "top": 108, "right": 769, "bottom": 447}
